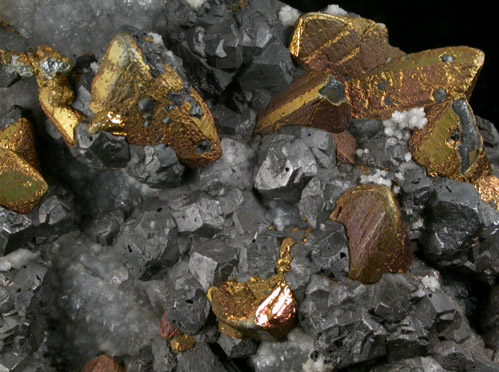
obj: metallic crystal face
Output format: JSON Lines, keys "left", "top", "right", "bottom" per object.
{"left": 80, "top": 355, "right": 125, "bottom": 372}
{"left": 0, "top": 118, "right": 47, "bottom": 214}
{"left": 254, "top": 70, "right": 351, "bottom": 135}
{"left": 207, "top": 238, "right": 297, "bottom": 341}
{"left": 290, "top": 12, "right": 404, "bottom": 79}
{"left": 346, "top": 46, "right": 485, "bottom": 120}
{"left": 88, "top": 32, "right": 221, "bottom": 168}
{"left": 409, "top": 99, "right": 490, "bottom": 182}
{"left": 474, "top": 175, "right": 499, "bottom": 211}
{"left": 330, "top": 184, "right": 412, "bottom": 284}
{"left": 170, "top": 334, "right": 196, "bottom": 353}
{"left": 0, "top": 45, "right": 86, "bottom": 145}
{"left": 332, "top": 130, "right": 357, "bottom": 164}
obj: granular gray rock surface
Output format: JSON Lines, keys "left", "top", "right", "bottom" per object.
{"left": 1, "top": 1, "right": 499, "bottom": 371}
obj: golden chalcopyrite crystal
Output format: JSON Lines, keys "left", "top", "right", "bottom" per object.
{"left": 88, "top": 31, "right": 221, "bottom": 168}
{"left": 0, "top": 46, "right": 86, "bottom": 146}
{"left": 289, "top": 12, "right": 404, "bottom": 80}
{"left": 0, "top": 117, "right": 47, "bottom": 213}
{"left": 207, "top": 238, "right": 296, "bottom": 341}
{"left": 474, "top": 175, "right": 499, "bottom": 211}
{"left": 330, "top": 184, "right": 412, "bottom": 284}
{"left": 409, "top": 99, "right": 490, "bottom": 183}
{"left": 170, "top": 334, "right": 197, "bottom": 353}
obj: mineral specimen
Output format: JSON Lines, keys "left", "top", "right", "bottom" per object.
{"left": 289, "top": 12, "right": 404, "bottom": 79}
{"left": 0, "top": 1, "right": 498, "bottom": 371}
{"left": 80, "top": 355, "right": 125, "bottom": 372}
{"left": 207, "top": 238, "right": 297, "bottom": 341}
{"left": 330, "top": 184, "right": 413, "bottom": 283}
{"left": 88, "top": 28, "right": 221, "bottom": 168}
{"left": 0, "top": 114, "right": 47, "bottom": 213}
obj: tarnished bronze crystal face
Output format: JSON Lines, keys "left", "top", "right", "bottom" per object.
{"left": 346, "top": 46, "right": 485, "bottom": 120}
{"left": 88, "top": 32, "right": 221, "bottom": 168}
{"left": 474, "top": 175, "right": 499, "bottom": 211}
{"left": 159, "top": 311, "right": 182, "bottom": 340}
{"left": 0, "top": 117, "right": 47, "bottom": 214}
{"left": 330, "top": 184, "right": 412, "bottom": 284}
{"left": 207, "top": 238, "right": 297, "bottom": 341}
{"left": 332, "top": 130, "right": 357, "bottom": 165}
{"left": 0, "top": 46, "right": 86, "bottom": 145}
{"left": 254, "top": 70, "right": 351, "bottom": 135}
{"left": 409, "top": 99, "right": 490, "bottom": 182}
{"left": 289, "top": 12, "right": 404, "bottom": 80}
{"left": 80, "top": 355, "right": 125, "bottom": 372}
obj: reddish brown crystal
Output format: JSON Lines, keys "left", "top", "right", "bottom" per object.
{"left": 254, "top": 70, "right": 350, "bottom": 135}
{"left": 332, "top": 130, "right": 357, "bottom": 165}
{"left": 330, "top": 184, "right": 412, "bottom": 283}
{"left": 80, "top": 355, "right": 125, "bottom": 372}
{"left": 159, "top": 311, "right": 181, "bottom": 339}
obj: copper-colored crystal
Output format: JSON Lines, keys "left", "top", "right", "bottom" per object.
{"left": 289, "top": 13, "right": 404, "bottom": 79}
{"left": 159, "top": 311, "right": 181, "bottom": 339}
{"left": 170, "top": 334, "right": 196, "bottom": 353}
{"left": 474, "top": 175, "right": 499, "bottom": 211}
{"left": 88, "top": 32, "right": 221, "bottom": 168}
{"left": 330, "top": 184, "right": 412, "bottom": 284}
{"left": 207, "top": 239, "right": 297, "bottom": 341}
{"left": 346, "top": 46, "right": 485, "bottom": 120}
{"left": 409, "top": 99, "right": 490, "bottom": 182}
{"left": 332, "top": 130, "right": 357, "bottom": 165}
{"left": 254, "top": 70, "right": 351, "bottom": 135}
{"left": 0, "top": 118, "right": 47, "bottom": 214}
{"left": 80, "top": 355, "right": 125, "bottom": 372}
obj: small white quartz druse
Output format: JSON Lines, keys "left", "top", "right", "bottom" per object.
{"left": 279, "top": 5, "right": 301, "bottom": 27}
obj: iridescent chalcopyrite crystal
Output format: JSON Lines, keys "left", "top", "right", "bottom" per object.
{"left": 0, "top": 115, "right": 47, "bottom": 213}
{"left": 207, "top": 238, "right": 296, "bottom": 341}
{"left": 330, "top": 184, "right": 413, "bottom": 284}
{"left": 88, "top": 29, "right": 221, "bottom": 168}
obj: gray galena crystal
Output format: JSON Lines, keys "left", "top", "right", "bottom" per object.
{"left": 254, "top": 134, "right": 318, "bottom": 203}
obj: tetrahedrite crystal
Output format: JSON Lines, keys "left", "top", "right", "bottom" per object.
{"left": 88, "top": 28, "right": 221, "bottom": 168}
{"left": 0, "top": 115, "right": 47, "bottom": 213}
{"left": 289, "top": 12, "right": 404, "bottom": 79}
{"left": 330, "top": 184, "right": 412, "bottom": 283}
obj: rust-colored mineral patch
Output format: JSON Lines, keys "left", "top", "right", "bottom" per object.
{"left": 159, "top": 311, "right": 182, "bottom": 339}
{"left": 332, "top": 130, "right": 357, "bottom": 165}
{"left": 81, "top": 355, "right": 125, "bottom": 372}
{"left": 254, "top": 70, "right": 350, "bottom": 135}
{"left": 330, "top": 184, "right": 412, "bottom": 284}
{"left": 289, "top": 12, "right": 404, "bottom": 80}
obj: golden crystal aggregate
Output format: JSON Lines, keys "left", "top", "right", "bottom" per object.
{"left": 330, "top": 184, "right": 412, "bottom": 284}
{"left": 474, "top": 175, "right": 499, "bottom": 211}
{"left": 170, "top": 334, "right": 197, "bottom": 353}
{"left": 0, "top": 117, "right": 47, "bottom": 214}
{"left": 88, "top": 32, "right": 221, "bottom": 168}
{"left": 0, "top": 46, "right": 86, "bottom": 145}
{"left": 346, "top": 46, "right": 484, "bottom": 120}
{"left": 254, "top": 70, "right": 351, "bottom": 135}
{"left": 289, "top": 12, "right": 404, "bottom": 80}
{"left": 409, "top": 99, "right": 490, "bottom": 182}
{"left": 207, "top": 238, "right": 297, "bottom": 341}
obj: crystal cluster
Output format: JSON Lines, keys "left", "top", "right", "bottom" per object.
{"left": 0, "top": 1, "right": 499, "bottom": 372}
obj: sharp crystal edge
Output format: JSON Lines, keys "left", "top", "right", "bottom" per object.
{"left": 0, "top": 1, "right": 498, "bottom": 371}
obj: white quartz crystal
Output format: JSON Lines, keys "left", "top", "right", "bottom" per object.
{"left": 184, "top": 0, "right": 207, "bottom": 10}
{"left": 323, "top": 4, "right": 348, "bottom": 16}
{"left": 383, "top": 107, "right": 428, "bottom": 139}
{"left": 279, "top": 5, "right": 301, "bottom": 27}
